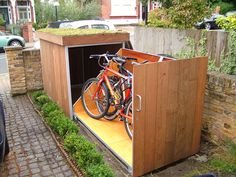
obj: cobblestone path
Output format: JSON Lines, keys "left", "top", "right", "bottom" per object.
{"left": 0, "top": 75, "right": 75, "bottom": 177}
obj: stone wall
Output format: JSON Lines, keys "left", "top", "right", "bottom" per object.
{"left": 5, "top": 47, "right": 43, "bottom": 95}
{"left": 23, "top": 49, "right": 43, "bottom": 91}
{"left": 203, "top": 72, "right": 236, "bottom": 144}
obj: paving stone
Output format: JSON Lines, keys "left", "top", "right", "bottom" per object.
{"left": 0, "top": 94, "right": 75, "bottom": 177}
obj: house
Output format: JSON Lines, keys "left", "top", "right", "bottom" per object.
{"left": 100, "top": 0, "right": 161, "bottom": 24}
{"left": 0, "top": 0, "right": 36, "bottom": 24}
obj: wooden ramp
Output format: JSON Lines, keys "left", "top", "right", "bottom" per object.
{"left": 73, "top": 99, "right": 132, "bottom": 167}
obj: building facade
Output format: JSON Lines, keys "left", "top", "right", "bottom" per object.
{"left": 101, "top": 0, "right": 161, "bottom": 24}
{"left": 0, "top": 0, "right": 36, "bottom": 24}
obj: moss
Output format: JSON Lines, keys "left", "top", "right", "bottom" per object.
{"left": 38, "top": 28, "right": 125, "bottom": 36}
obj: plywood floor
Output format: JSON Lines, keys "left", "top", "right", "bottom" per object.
{"left": 74, "top": 99, "right": 132, "bottom": 167}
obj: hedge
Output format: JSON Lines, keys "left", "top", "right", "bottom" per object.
{"left": 31, "top": 91, "right": 116, "bottom": 177}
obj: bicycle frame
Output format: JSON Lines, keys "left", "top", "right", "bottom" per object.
{"left": 92, "top": 66, "right": 132, "bottom": 120}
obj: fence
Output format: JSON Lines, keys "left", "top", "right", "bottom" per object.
{"left": 133, "top": 27, "right": 229, "bottom": 66}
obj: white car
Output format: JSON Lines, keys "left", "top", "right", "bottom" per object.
{"left": 59, "top": 20, "right": 116, "bottom": 30}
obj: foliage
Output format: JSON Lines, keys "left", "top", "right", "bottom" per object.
{"left": 148, "top": 0, "right": 209, "bottom": 29}
{"left": 216, "top": 14, "right": 236, "bottom": 31}
{"left": 33, "top": 22, "right": 47, "bottom": 30}
{"left": 31, "top": 91, "right": 116, "bottom": 177}
{"left": 38, "top": 28, "right": 119, "bottom": 36}
{"left": 0, "top": 16, "right": 5, "bottom": 26}
{"left": 168, "top": 0, "right": 209, "bottom": 29}
{"left": 175, "top": 30, "right": 236, "bottom": 75}
{"left": 32, "top": 91, "right": 45, "bottom": 103}
{"left": 46, "top": 110, "right": 79, "bottom": 138}
{"left": 35, "top": 95, "right": 51, "bottom": 107}
{"left": 211, "top": 1, "right": 235, "bottom": 14}
{"left": 148, "top": 8, "right": 171, "bottom": 28}
{"left": 42, "top": 102, "right": 59, "bottom": 117}
{"left": 6, "top": 24, "right": 22, "bottom": 36}
{"left": 34, "top": 0, "right": 101, "bottom": 30}
{"left": 209, "top": 141, "right": 236, "bottom": 173}
{"left": 86, "top": 164, "right": 116, "bottom": 177}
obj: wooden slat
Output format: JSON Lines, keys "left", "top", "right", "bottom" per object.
{"left": 133, "top": 57, "right": 208, "bottom": 177}
{"left": 40, "top": 40, "right": 70, "bottom": 116}
{"left": 37, "top": 32, "right": 129, "bottom": 46}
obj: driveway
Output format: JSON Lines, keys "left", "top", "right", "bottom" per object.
{"left": 0, "top": 52, "right": 7, "bottom": 74}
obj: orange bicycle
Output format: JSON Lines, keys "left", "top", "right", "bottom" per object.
{"left": 81, "top": 53, "right": 136, "bottom": 138}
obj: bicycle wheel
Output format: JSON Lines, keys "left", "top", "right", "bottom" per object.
{"left": 97, "top": 77, "right": 120, "bottom": 121}
{"left": 124, "top": 98, "right": 133, "bottom": 139}
{"left": 81, "top": 78, "right": 109, "bottom": 119}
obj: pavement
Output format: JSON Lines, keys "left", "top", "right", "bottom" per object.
{"left": 0, "top": 74, "right": 75, "bottom": 177}
{"left": 0, "top": 53, "right": 7, "bottom": 74}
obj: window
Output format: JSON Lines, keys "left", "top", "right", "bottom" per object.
{"left": 78, "top": 25, "right": 89, "bottom": 29}
{"left": 91, "top": 24, "right": 109, "bottom": 30}
{"left": 18, "top": 7, "right": 31, "bottom": 21}
{"left": 0, "top": 1, "right": 8, "bottom": 6}
{"left": 111, "top": 0, "right": 136, "bottom": 16}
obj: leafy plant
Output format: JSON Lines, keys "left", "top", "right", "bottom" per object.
{"left": 86, "top": 164, "right": 116, "bottom": 177}
{"left": 35, "top": 95, "right": 51, "bottom": 107}
{"left": 0, "top": 16, "right": 5, "bottom": 26}
{"left": 148, "top": 8, "right": 171, "bottom": 28}
{"left": 31, "top": 91, "right": 116, "bottom": 176}
{"left": 42, "top": 102, "right": 59, "bottom": 117}
{"left": 217, "top": 14, "right": 236, "bottom": 31}
{"left": 31, "top": 91, "right": 45, "bottom": 103}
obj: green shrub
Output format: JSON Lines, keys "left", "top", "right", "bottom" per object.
{"left": 31, "top": 91, "right": 115, "bottom": 176}
{"left": 217, "top": 14, "right": 236, "bottom": 31}
{"left": 36, "top": 95, "right": 51, "bottom": 107}
{"left": 148, "top": 8, "right": 171, "bottom": 28}
{"left": 33, "top": 22, "right": 47, "bottom": 30}
{"left": 42, "top": 102, "right": 59, "bottom": 117}
{"left": 212, "top": 1, "right": 235, "bottom": 14}
{"left": 86, "top": 164, "right": 115, "bottom": 177}
{"left": 31, "top": 90, "right": 45, "bottom": 103}
{"left": 0, "top": 16, "right": 5, "bottom": 26}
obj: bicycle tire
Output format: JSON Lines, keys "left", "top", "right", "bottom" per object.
{"left": 124, "top": 98, "right": 133, "bottom": 139}
{"left": 81, "top": 78, "right": 110, "bottom": 119}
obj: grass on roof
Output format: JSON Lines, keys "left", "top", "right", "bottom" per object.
{"left": 38, "top": 28, "right": 124, "bottom": 36}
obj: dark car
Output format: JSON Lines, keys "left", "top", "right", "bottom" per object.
{"left": 195, "top": 14, "right": 225, "bottom": 30}
{"left": 0, "top": 100, "right": 9, "bottom": 163}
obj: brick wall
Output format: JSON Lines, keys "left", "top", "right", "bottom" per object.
{"left": 23, "top": 49, "right": 43, "bottom": 91}
{"left": 203, "top": 72, "right": 236, "bottom": 144}
{"left": 5, "top": 47, "right": 43, "bottom": 95}
{"left": 22, "top": 23, "right": 33, "bottom": 42}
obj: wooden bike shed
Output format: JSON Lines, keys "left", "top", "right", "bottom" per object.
{"left": 38, "top": 29, "right": 208, "bottom": 177}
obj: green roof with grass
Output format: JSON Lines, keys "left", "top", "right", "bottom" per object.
{"left": 38, "top": 28, "right": 125, "bottom": 36}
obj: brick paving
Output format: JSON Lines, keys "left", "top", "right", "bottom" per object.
{"left": 0, "top": 74, "right": 75, "bottom": 177}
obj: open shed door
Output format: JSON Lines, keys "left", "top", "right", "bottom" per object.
{"left": 132, "top": 57, "right": 208, "bottom": 177}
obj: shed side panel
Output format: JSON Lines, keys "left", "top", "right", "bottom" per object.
{"left": 40, "top": 40, "right": 70, "bottom": 116}
{"left": 133, "top": 57, "right": 208, "bottom": 177}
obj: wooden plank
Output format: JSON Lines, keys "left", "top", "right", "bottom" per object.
{"left": 40, "top": 40, "right": 70, "bottom": 116}
{"left": 37, "top": 32, "right": 129, "bottom": 46}
{"left": 133, "top": 64, "right": 146, "bottom": 177}
{"left": 133, "top": 57, "right": 208, "bottom": 177}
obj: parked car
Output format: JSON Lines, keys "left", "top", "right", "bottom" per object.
{"left": 226, "top": 11, "right": 236, "bottom": 17}
{"left": 47, "top": 20, "right": 73, "bottom": 28}
{"left": 195, "top": 14, "right": 225, "bottom": 30}
{"left": 0, "top": 100, "right": 9, "bottom": 163}
{"left": 59, "top": 20, "right": 116, "bottom": 30}
{"left": 0, "top": 31, "right": 25, "bottom": 49}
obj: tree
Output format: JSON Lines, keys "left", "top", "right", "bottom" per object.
{"left": 168, "top": 0, "right": 209, "bottom": 29}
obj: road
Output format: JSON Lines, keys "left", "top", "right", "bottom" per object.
{"left": 0, "top": 52, "right": 7, "bottom": 74}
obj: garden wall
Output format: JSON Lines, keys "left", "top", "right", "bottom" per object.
{"left": 134, "top": 27, "right": 228, "bottom": 66}
{"left": 203, "top": 72, "right": 236, "bottom": 144}
{"left": 5, "top": 47, "right": 43, "bottom": 95}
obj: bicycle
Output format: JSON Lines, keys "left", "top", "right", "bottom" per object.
{"left": 81, "top": 53, "right": 136, "bottom": 139}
